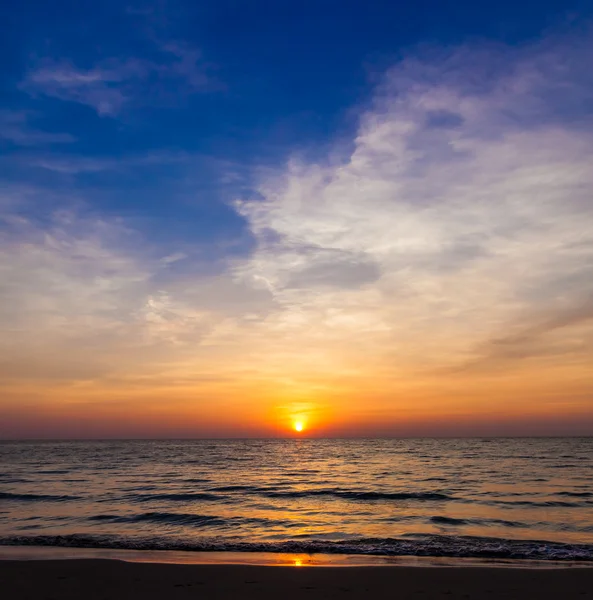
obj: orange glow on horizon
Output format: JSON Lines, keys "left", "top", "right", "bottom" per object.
{"left": 2, "top": 358, "right": 593, "bottom": 438}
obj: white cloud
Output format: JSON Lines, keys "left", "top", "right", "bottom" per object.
{"left": 234, "top": 32, "right": 593, "bottom": 374}
{"left": 0, "top": 205, "right": 270, "bottom": 384}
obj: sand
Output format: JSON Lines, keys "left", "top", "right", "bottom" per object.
{"left": 1, "top": 559, "right": 593, "bottom": 600}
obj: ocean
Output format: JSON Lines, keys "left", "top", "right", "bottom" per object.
{"left": 1, "top": 438, "right": 592, "bottom": 561}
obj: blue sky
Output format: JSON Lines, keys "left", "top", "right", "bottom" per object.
{"left": 2, "top": 1, "right": 588, "bottom": 241}
{"left": 1, "top": 1, "right": 593, "bottom": 436}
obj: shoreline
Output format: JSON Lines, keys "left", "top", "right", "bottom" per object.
{"left": 1, "top": 545, "right": 593, "bottom": 568}
{"left": 1, "top": 558, "right": 593, "bottom": 600}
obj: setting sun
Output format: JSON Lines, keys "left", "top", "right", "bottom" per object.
{"left": 293, "top": 421, "right": 304, "bottom": 433}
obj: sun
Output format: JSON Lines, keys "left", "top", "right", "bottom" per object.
{"left": 293, "top": 421, "right": 304, "bottom": 433}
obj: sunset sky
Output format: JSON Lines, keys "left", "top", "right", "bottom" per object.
{"left": 1, "top": 1, "right": 592, "bottom": 438}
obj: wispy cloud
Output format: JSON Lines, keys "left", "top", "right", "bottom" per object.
{"left": 21, "top": 42, "right": 215, "bottom": 116}
{"left": 464, "top": 298, "right": 593, "bottom": 370}
{"left": 20, "top": 150, "right": 188, "bottom": 174}
{"left": 0, "top": 110, "right": 75, "bottom": 145}
{"left": 22, "top": 59, "right": 137, "bottom": 116}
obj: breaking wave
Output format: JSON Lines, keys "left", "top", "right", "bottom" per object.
{"left": 1, "top": 533, "right": 592, "bottom": 561}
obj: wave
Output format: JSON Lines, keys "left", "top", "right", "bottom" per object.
{"left": 180, "top": 478, "right": 212, "bottom": 484}
{"left": 557, "top": 491, "right": 592, "bottom": 498}
{"left": 0, "top": 492, "right": 80, "bottom": 502}
{"left": 1, "top": 533, "right": 592, "bottom": 561}
{"left": 429, "top": 516, "right": 528, "bottom": 528}
{"left": 488, "top": 499, "right": 590, "bottom": 508}
{"left": 207, "top": 485, "right": 262, "bottom": 492}
{"left": 258, "top": 489, "right": 453, "bottom": 501}
{"left": 88, "top": 513, "right": 227, "bottom": 526}
{"left": 86, "top": 512, "right": 305, "bottom": 529}
{"left": 38, "top": 469, "right": 71, "bottom": 475}
{"left": 130, "top": 493, "right": 221, "bottom": 503}
{"left": 430, "top": 516, "right": 467, "bottom": 525}
{"left": 122, "top": 487, "right": 453, "bottom": 502}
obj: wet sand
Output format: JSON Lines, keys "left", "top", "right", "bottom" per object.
{"left": 1, "top": 559, "right": 593, "bottom": 600}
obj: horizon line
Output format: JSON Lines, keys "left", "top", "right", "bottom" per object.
{"left": 1, "top": 435, "right": 592, "bottom": 442}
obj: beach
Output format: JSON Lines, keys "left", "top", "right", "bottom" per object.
{"left": 2, "top": 559, "right": 593, "bottom": 599}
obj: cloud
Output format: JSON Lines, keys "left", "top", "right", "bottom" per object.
{"left": 285, "top": 249, "right": 381, "bottom": 290}
{"left": 465, "top": 298, "right": 593, "bottom": 369}
{"left": 21, "top": 59, "right": 140, "bottom": 115}
{"left": 0, "top": 202, "right": 272, "bottom": 385}
{"left": 234, "top": 29, "right": 593, "bottom": 377}
{"left": 20, "top": 150, "right": 187, "bottom": 174}
{"left": 0, "top": 110, "right": 75, "bottom": 146}
{"left": 159, "top": 252, "right": 188, "bottom": 265}
{"left": 21, "top": 42, "right": 214, "bottom": 116}
{"left": 160, "top": 42, "right": 211, "bottom": 89}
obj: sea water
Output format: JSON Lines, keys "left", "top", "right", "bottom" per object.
{"left": 1, "top": 438, "right": 592, "bottom": 560}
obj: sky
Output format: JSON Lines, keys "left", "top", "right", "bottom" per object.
{"left": 1, "top": 0, "right": 592, "bottom": 438}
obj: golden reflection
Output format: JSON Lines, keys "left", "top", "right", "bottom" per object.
{"left": 293, "top": 558, "right": 303, "bottom": 567}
